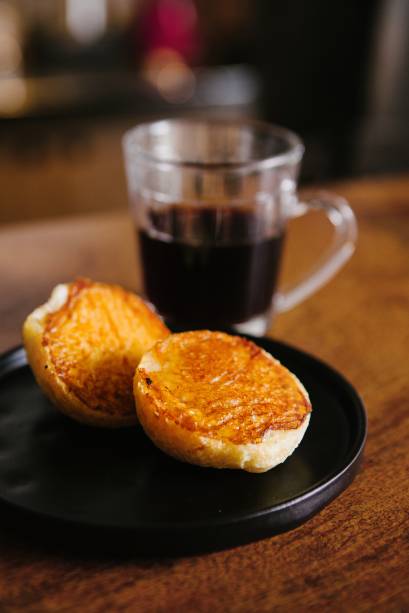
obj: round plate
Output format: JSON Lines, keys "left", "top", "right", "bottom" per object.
{"left": 0, "top": 336, "right": 366, "bottom": 555}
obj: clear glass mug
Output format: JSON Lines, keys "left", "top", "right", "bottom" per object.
{"left": 123, "top": 118, "right": 357, "bottom": 336}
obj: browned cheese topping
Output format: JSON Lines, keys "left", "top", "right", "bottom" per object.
{"left": 43, "top": 278, "right": 168, "bottom": 416}
{"left": 138, "top": 331, "right": 311, "bottom": 444}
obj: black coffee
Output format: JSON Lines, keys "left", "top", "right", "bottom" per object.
{"left": 137, "top": 206, "right": 284, "bottom": 328}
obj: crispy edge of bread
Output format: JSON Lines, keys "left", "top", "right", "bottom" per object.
{"left": 23, "top": 283, "right": 150, "bottom": 428}
{"left": 134, "top": 339, "right": 311, "bottom": 473}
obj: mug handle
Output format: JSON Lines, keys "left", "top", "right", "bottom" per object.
{"left": 273, "top": 192, "right": 357, "bottom": 314}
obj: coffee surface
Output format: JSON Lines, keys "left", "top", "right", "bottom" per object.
{"left": 138, "top": 206, "right": 284, "bottom": 327}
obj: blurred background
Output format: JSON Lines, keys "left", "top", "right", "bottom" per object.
{"left": 0, "top": 0, "right": 408, "bottom": 224}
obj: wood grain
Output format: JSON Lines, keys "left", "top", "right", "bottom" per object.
{"left": 0, "top": 174, "right": 408, "bottom": 612}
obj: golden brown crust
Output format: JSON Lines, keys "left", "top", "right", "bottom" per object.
{"left": 136, "top": 331, "right": 311, "bottom": 445}
{"left": 23, "top": 278, "right": 169, "bottom": 427}
{"left": 134, "top": 331, "right": 312, "bottom": 472}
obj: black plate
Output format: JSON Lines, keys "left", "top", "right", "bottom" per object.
{"left": 0, "top": 337, "right": 366, "bottom": 556}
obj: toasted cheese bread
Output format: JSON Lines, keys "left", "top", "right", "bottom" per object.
{"left": 134, "top": 330, "right": 311, "bottom": 472}
{"left": 23, "top": 278, "right": 169, "bottom": 427}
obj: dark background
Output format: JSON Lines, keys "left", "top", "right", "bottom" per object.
{"left": 1, "top": 0, "right": 408, "bottom": 223}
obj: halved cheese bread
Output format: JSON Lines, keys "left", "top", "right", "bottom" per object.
{"left": 134, "top": 330, "right": 311, "bottom": 472}
{"left": 23, "top": 278, "right": 169, "bottom": 427}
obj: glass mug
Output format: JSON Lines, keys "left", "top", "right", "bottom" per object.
{"left": 123, "top": 119, "right": 357, "bottom": 336}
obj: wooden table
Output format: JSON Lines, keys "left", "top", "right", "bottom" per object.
{"left": 0, "top": 175, "right": 408, "bottom": 611}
